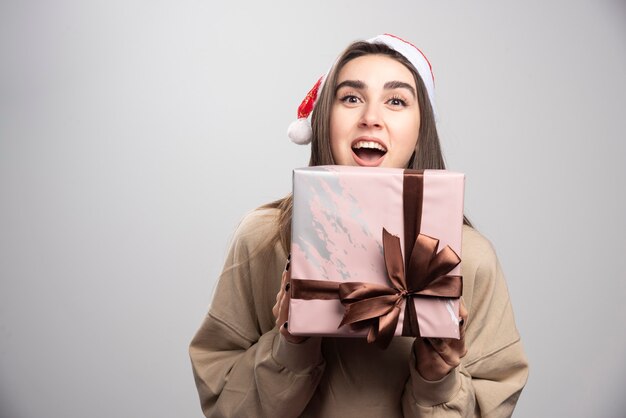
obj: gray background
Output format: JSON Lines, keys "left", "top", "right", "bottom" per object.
{"left": 1, "top": 1, "right": 625, "bottom": 417}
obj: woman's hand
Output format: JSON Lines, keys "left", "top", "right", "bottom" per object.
{"left": 413, "top": 298, "right": 469, "bottom": 381}
{"left": 272, "top": 256, "right": 308, "bottom": 344}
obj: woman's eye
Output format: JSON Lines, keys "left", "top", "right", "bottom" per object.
{"left": 388, "top": 97, "right": 407, "bottom": 107}
{"left": 340, "top": 95, "right": 361, "bottom": 104}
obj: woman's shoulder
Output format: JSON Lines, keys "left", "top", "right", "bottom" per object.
{"left": 460, "top": 225, "right": 499, "bottom": 275}
{"left": 461, "top": 224, "right": 495, "bottom": 253}
{"left": 235, "top": 206, "right": 280, "bottom": 235}
{"left": 230, "top": 206, "right": 282, "bottom": 254}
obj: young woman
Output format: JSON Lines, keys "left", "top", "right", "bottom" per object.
{"left": 190, "top": 34, "right": 529, "bottom": 417}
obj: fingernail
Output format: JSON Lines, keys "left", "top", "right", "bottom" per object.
{"left": 459, "top": 318, "right": 465, "bottom": 327}
{"left": 285, "top": 261, "right": 290, "bottom": 271}
{"left": 285, "top": 282, "right": 290, "bottom": 292}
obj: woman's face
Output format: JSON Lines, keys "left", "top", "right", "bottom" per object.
{"left": 329, "top": 54, "right": 420, "bottom": 168}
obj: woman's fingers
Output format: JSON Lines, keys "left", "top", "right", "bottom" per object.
{"left": 414, "top": 297, "right": 469, "bottom": 380}
{"left": 271, "top": 270, "right": 287, "bottom": 320}
{"left": 414, "top": 337, "right": 466, "bottom": 381}
{"left": 276, "top": 256, "right": 307, "bottom": 344}
{"left": 427, "top": 337, "right": 466, "bottom": 368}
{"left": 459, "top": 297, "right": 468, "bottom": 321}
{"left": 272, "top": 257, "right": 291, "bottom": 321}
{"left": 414, "top": 338, "right": 454, "bottom": 381}
{"left": 277, "top": 259, "right": 292, "bottom": 326}
{"left": 459, "top": 297, "right": 468, "bottom": 340}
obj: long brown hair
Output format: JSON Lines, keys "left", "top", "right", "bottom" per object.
{"left": 263, "top": 40, "right": 469, "bottom": 254}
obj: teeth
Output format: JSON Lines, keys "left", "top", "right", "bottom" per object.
{"left": 352, "top": 140, "right": 387, "bottom": 152}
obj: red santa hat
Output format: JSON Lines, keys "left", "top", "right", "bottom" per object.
{"left": 287, "top": 33, "right": 436, "bottom": 145}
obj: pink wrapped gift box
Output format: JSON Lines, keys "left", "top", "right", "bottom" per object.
{"left": 288, "top": 166, "right": 465, "bottom": 346}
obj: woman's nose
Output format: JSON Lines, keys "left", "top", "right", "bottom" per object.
{"left": 358, "top": 104, "right": 383, "bottom": 129}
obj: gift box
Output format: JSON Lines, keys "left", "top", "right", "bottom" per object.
{"left": 288, "top": 166, "right": 465, "bottom": 348}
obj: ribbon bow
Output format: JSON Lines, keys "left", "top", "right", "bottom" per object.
{"left": 337, "top": 228, "right": 462, "bottom": 349}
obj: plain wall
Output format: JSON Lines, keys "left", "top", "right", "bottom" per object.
{"left": 1, "top": 1, "right": 625, "bottom": 417}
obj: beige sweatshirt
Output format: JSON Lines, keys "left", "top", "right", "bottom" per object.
{"left": 190, "top": 208, "right": 528, "bottom": 417}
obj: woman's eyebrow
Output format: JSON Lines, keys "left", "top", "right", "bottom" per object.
{"left": 336, "top": 79, "right": 416, "bottom": 98}
{"left": 335, "top": 80, "right": 366, "bottom": 92}
{"left": 384, "top": 81, "right": 416, "bottom": 98}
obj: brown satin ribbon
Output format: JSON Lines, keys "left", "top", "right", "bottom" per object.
{"left": 290, "top": 170, "right": 463, "bottom": 349}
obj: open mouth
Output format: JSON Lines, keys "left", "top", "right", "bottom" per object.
{"left": 351, "top": 139, "right": 387, "bottom": 166}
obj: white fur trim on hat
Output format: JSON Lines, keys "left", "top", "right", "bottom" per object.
{"left": 287, "top": 118, "right": 313, "bottom": 145}
{"left": 367, "top": 34, "right": 437, "bottom": 116}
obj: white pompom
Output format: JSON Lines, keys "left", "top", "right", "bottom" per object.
{"left": 287, "top": 118, "right": 312, "bottom": 145}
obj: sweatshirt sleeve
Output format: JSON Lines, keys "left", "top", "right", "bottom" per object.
{"left": 189, "top": 209, "right": 326, "bottom": 418}
{"left": 401, "top": 227, "right": 529, "bottom": 417}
